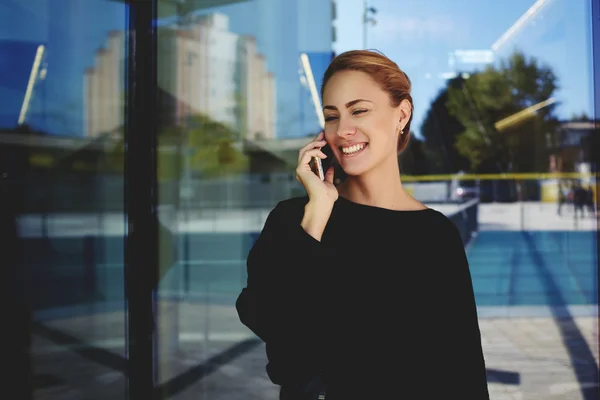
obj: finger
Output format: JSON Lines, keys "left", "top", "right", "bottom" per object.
{"left": 302, "top": 133, "right": 326, "bottom": 155}
{"left": 301, "top": 138, "right": 326, "bottom": 153}
{"left": 298, "top": 141, "right": 327, "bottom": 163}
{"left": 324, "top": 165, "right": 335, "bottom": 184}
{"left": 299, "top": 148, "right": 327, "bottom": 167}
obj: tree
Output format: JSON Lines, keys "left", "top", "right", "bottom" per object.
{"left": 420, "top": 76, "right": 471, "bottom": 174}
{"left": 446, "top": 51, "right": 560, "bottom": 173}
{"left": 399, "top": 134, "right": 429, "bottom": 175}
{"left": 570, "top": 112, "right": 590, "bottom": 121}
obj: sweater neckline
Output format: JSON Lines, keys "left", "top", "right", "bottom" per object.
{"left": 336, "top": 195, "right": 435, "bottom": 214}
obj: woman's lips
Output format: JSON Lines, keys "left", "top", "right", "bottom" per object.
{"left": 340, "top": 143, "right": 368, "bottom": 157}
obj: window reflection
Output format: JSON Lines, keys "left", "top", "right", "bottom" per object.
{"left": 0, "top": 0, "right": 597, "bottom": 398}
{"left": 1, "top": 0, "right": 128, "bottom": 398}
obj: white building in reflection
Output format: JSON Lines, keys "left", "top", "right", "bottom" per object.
{"left": 84, "top": 13, "right": 276, "bottom": 140}
{"left": 84, "top": 31, "right": 125, "bottom": 138}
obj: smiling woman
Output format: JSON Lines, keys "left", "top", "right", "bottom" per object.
{"left": 236, "top": 49, "right": 490, "bottom": 399}
{"left": 321, "top": 50, "right": 414, "bottom": 152}
{"left": 320, "top": 50, "right": 413, "bottom": 184}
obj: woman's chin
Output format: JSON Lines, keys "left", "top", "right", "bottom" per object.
{"left": 339, "top": 164, "right": 366, "bottom": 177}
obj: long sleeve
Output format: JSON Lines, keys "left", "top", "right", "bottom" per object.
{"left": 437, "top": 219, "right": 490, "bottom": 399}
{"left": 235, "top": 198, "right": 336, "bottom": 385}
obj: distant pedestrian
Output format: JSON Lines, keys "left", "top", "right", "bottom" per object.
{"left": 557, "top": 182, "right": 568, "bottom": 216}
{"left": 573, "top": 182, "right": 586, "bottom": 218}
{"left": 585, "top": 185, "right": 595, "bottom": 216}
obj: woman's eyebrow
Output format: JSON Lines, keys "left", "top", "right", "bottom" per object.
{"left": 323, "top": 99, "right": 372, "bottom": 110}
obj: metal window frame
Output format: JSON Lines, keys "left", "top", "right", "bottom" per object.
{"left": 125, "top": 1, "right": 160, "bottom": 399}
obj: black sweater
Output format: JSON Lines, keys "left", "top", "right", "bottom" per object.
{"left": 236, "top": 196, "right": 489, "bottom": 399}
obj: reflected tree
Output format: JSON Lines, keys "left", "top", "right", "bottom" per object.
{"left": 182, "top": 113, "right": 248, "bottom": 177}
{"left": 399, "top": 134, "right": 429, "bottom": 176}
{"left": 420, "top": 76, "right": 471, "bottom": 174}
{"left": 108, "top": 113, "right": 248, "bottom": 179}
{"left": 570, "top": 112, "right": 591, "bottom": 121}
{"left": 445, "top": 51, "right": 560, "bottom": 173}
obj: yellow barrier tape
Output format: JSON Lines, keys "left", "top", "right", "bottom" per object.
{"left": 28, "top": 153, "right": 54, "bottom": 167}
{"left": 402, "top": 172, "right": 598, "bottom": 182}
{"left": 25, "top": 150, "right": 598, "bottom": 184}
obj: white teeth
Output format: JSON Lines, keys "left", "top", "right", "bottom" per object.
{"left": 342, "top": 144, "right": 365, "bottom": 154}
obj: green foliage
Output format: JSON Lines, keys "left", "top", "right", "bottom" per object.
{"left": 107, "top": 113, "right": 248, "bottom": 179}
{"left": 399, "top": 135, "right": 429, "bottom": 175}
{"left": 570, "top": 112, "right": 590, "bottom": 121}
{"left": 170, "top": 114, "right": 248, "bottom": 178}
{"left": 420, "top": 76, "right": 471, "bottom": 173}
{"left": 445, "top": 51, "right": 560, "bottom": 173}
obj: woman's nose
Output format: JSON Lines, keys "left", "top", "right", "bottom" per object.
{"left": 336, "top": 117, "right": 356, "bottom": 138}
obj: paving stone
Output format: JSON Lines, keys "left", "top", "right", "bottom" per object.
{"left": 31, "top": 303, "right": 598, "bottom": 399}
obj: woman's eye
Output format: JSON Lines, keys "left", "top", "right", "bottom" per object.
{"left": 325, "top": 110, "right": 366, "bottom": 121}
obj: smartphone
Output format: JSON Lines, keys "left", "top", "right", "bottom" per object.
{"left": 308, "top": 143, "right": 333, "bottom": 181}
{"left": 309, "top": 156, "right": 325, "bottom": 180}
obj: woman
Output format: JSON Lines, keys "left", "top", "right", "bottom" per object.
{"left": 236, "top": 50, "right": 489, "bottom": 399}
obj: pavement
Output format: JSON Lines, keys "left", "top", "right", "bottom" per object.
{"left": 31, "top": 301, "right": 598, "bottom": 400}
{"left": 23, "top": 202, "right": 599, "bottom": 399}
{"left": 477, "top": 202, "right": 597, "bottom": 232}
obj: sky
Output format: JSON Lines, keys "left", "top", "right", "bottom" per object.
{"left": 0, "top": 0, "right": 126, "bottom": 135}
{"left": 333, "top": 0, "right": 594, "bottom": 138}
{"left": 0, "top": 0, "right": 594, "bottom": 139}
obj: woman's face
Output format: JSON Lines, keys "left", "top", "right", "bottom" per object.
{"left": 321, "top": 70, "right": 410, "bottom": 177}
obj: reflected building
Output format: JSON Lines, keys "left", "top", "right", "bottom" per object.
{"left": 84, "top": 14, "right": 276, "bottom": 140}
{"left": 193, "top": 0, "right": 336, "bottom": 138}
{"left": 84, "top": 0, "right": 336, "bottom": 140}
{"left": 558, "top": 119, "right": 600, "bottom": 172}
{"left": 84, "top": 31, "right": 124, "bottom": 138}
{"left": 167, "top": 13, "right": 276, "bottom": 140}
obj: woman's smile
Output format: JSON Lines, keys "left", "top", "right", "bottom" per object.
{"left": 340, "top": 142, "right": 368, "bottom": 157}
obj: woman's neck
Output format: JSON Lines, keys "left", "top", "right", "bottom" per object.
{"left": 337, "top": 158, "right": 414, "bottom": 210}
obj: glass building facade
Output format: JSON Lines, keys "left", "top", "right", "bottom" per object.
{"left": 0, "top": 0, "right": 598, "bottom": 398}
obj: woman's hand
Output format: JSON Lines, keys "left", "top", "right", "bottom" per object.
{"left": 296, "top": 131, "right": 338, "bottom": 241}
{"left": 296, "top": 131, "right": 338, "bottom": 207}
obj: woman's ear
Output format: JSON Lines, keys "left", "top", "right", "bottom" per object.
{"left": 399, "top": 98, "right": 412, "bottom": 125}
